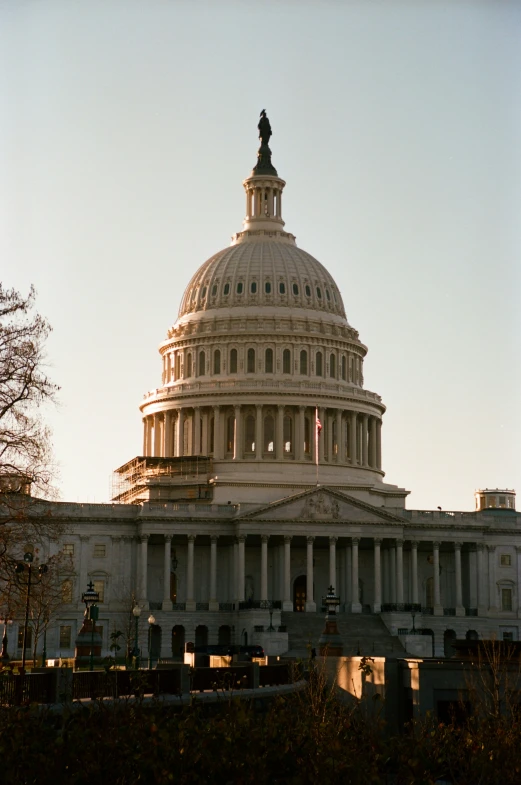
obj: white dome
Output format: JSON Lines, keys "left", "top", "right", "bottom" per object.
{"left": 178, "top": 240, "right": 347, "bottom": 320}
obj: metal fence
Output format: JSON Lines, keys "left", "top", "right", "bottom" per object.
{"left": 72, "top": 669, "right": 181, "bottom": 700}
{"left": 0, "top": 672, "right": 55, "bottom": 706}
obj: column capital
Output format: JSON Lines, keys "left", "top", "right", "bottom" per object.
{"left": 234, "top": 403, "right": 241, "bottom": 413}
{"left": 111, "top": 535, "right": 122, "bottom": 543}
{"left": 307, "top": 536, "right": 315, "bottom": 544}
{"left": 454, "top": 541, "right": 463, "bottom": 550}
{"left": 487, "top": 544, "right": 496, "bottom": 553}
{"left": 255, "top": 402, "right": 262, "bottom": 411}
{"left": 433, "top": 541, "right": 441, "bottom": 549}
{"left": 284, "top": 535, "right": 292, "bottom": 544}
{"left": 352, "top": 537, "right": 360, "bottom": 546}
{"left": 237, "top": 534, "right": 247, "bottom": 544}
{"left": 121, "top": 534, "right": 134, "bottom": 542}
{"left": 80, "top": 534, "right": 90, "bottom": 543}
{"left": 329, "top": 536, "right": 338, "bottom": 544}
{"left": 477, "top": 542, "right": 486, "bottom": 552}
{"left": 395, "top": 538, "right": 404, "bottom": 547}
{"left": 139, "top": 534, "right": 150, "bottom": 543}
{"left": 373, "top": 537, "right": 382, "bottom": 546}
{"left": 261, "top": 534, "right": 270, "bottom": 544}
{"left": 299, "top": 404, "right": 305, "bottom": 413}
{"left": 164, "top": 534, "right": 173, "bottom": 543}
{"left": 410, "top": 540, "right": 418, "bottom": 549}
{"left": 187, "top": 534, "right": 196, "bottom": 544}
{"left": 210, "top": 534, "right": 219, "bottom": 543}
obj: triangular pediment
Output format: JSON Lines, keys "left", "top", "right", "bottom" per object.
{"left": 239, "top": 487, "right": 406, "bottom": 523}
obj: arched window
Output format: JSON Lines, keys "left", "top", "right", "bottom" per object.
{"left": 186, "top": 353, "right": 192, "bottom": 378}
{"left": 236, "top": 282, "right": 243, "bottom": 294}
{"left": 282, "top": 349, "right": 291, "bottom": 374}
{"left": 316, "top": 351, "right": 323, "bottom": 377}
{"left": 230, "top": 348, "right": 238, "bottom": 374}
{"left": 198, "top": 351, "right": 205, "bottom": 377}
{"left": 283, "top": 415, "right": 293, "bottom": 453}
{"left": 223, "top": 283, "right": 230, "bottom": 295}
{"left": 300, "top": 350, "right": 308, "bottom": 375}
{"left": 316, "top": 287, "right": 322, "bottom": 299}
{"left": 341, "top": 355, "right": 347, "bottom": 381}
{"left": 329, "top": 353, "right": 336, "bottom": 378}
{"left": 213, "top": 349, "right": 221, "bottom": 375}
{"left": 247, "top": 348, "right": 255, "bottom": 373}
{"left": 279, "top": 282, "right": 286, "bottom": 294}
{"left": 244, "top": 415, "right": 255, "bottom": 453}
{"left": 305, "top": 284, "right": 311, "bottom": 297}
{"left": 263, "top": 415, "right": 274, "bottom": 453}
{"left": 61, "top": 579, "right": 73, "bottom": 604}
{"left": 250, "top": 281, "right": 257, "bottom": 294}
{"left": 226, "top": 415, "right": 235, "bottom": 453}
{"left": 211, "top": 284, "right": 217, "bottom": 296}
{"left": 292, "top": 283, "right": 299, "bottom": 295}
{"left": 265, "top": 347, "right": 274, "bottom": 374}
{"left": 265, "top": 281, "right": 272, "bottom": 294}
{"left": 175, "top": 353, "right": 181, "bottom": 380}
{"left": 304, "top": 417, "right": 311, "bottom": 454}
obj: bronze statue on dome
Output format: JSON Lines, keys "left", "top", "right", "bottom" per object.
{"left": 258, "top": 110, "right": 272, "bottom": 146}
{"left": 253, "top": 110, "right": 277, "bottom": 176}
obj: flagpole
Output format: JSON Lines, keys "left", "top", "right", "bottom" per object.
{"left": 315, "top": 406, "right": 320, "bottom": 486}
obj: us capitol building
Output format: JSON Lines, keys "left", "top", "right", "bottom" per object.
{"left": 9, "top": 114, "right": 520, "bottom": 661}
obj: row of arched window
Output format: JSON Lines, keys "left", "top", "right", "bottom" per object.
{"left": 188, "top": 280, "right": 338, "bottom": 305}
{"left": 168, "top": 347, "right": 362, "bottom": 383}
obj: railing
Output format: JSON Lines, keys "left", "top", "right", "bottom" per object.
{"left": 149, "top": 602, "right": 162, "bottom": 610}
{"left": 0, "top": 672, "right": 54, "bottom": 706}
{"left": 423, "top": 607, "right": 434, "bottom": 615}
{"left": 219, "top": 603, "right": 234, "bottom": 611}
{"left": 443, "top": 608, "right": 456, "bottom": 616}
{"left": 259, "top": 664, "right": 290, "bottom": 687}
{"left": 191, "top": 666, "right": 252, "bottom": 693}
{"left": 171, "top": 603, "right": 186, "bottom": 611}
{"left": 466, "top": 607, "right": 478, "bottom": 617}
{"left": 238, "top": 600, "right": 274, "bottom": 610}
{"left": 196, "top": 603, "right": 209, "bottom": 611}
{"left": 381, "top": 603, "right": 422, "bottom": 613}
{"left": 397, "top": 628, "right": 424, "bottom": 636}
{"left": 72, "top": 669, "right": 181, "bottom": 700}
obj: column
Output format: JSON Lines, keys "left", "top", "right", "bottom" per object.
{"left": 376, "top": 419, "right": 382, "bottom": 469}
{"left": 164, "top": 411, "right": 173, "bottom": 457}
{"left": 344, "top": 544, "right": 352, "bottom": 610}
{"left": 373, "top": 538, "right": 382, "bottom": 613}
{"left": 433, "top": 542, "right": 442, "bottom": 615}
{"left": 349, "top": 411, "right": 357, "bottom": 463}
{"left": 454, "top": 542, "right": 465, "bottom": 616}
{"left": 297, "top": 406, "right": 305, "bottom": 461}
{"left": 283, "top": 536, "right": 293, "bottom": 611}
{"left": 361, "top": 414, "right": 369, "bottom": 467}
{"left": 326, "top": 411, "right": 333, "bottom": 462}
{"left": 488, "top": 544, "right": 497, "bottom": 612}
{"left": 396, "top": 539, "right": 404, "bottom": 605}
{"left": 237, "top": 535, "right": 246, "bottom": 602}
{"left": 276, "top": 405, "right": 284, "bottom": 460}
{"left": 139, "top": 534, "right": 149, "bottom": 609}
{"left": 209, "top": 536, "right": 219, "bottom": 611}
{"left": 411, "top": 541, "right": 419, "bottom": 605}
{"left": 142, "top": 418, "right": 147, "bottom": 454}
{"left": 154, "top": 413, "right": 162, "bottom": 457}
{"left": 306, "top": 537, "right": 316, "bottom": 612}
{"left": 176, "top": 409, "right": 184, "bottom": 457}
{"left": 370, "top": 417, "right": 377, "bottom": 468}
{"left": 255, "top": 404, "right": 263, "bottom": 460}
{"left": 194, "top": 407, "right": 201, "bottom": 456}
{"left": 389, "top": 544, "right": 397, "bottom": 604}
{"left": 233, "top": 405, "right": 242, "bottom": 460}
{"left": 335, "top": 409, "right": 342, "bottom": 462}
{"left": 162, "top": 535, "right": 173, "bottom": 611}
{"left": 213, "top": 405, "right": 222, "bottom": 460}
{"left": 318, "top": 407, "right": 326, "bottom": 463}
{"left": 351, "top": 538, "right": 362, "bottom": 613}
{"left": 201, "top": 410, "right": 209, "bottom": 455}
{"left": 329, "top": 536, "right": 337, "bottom": 589}
{"left": 477, "top": 543, "right": 486, "bottom": 613}
{"left": 186, "top": 535, "right": 196, "bottom": 611}
{"left": 516, "top": 545, "right": 521, "bottom": 619}
{"left": 261, "top": 535, "right": 269, "bottom": 602}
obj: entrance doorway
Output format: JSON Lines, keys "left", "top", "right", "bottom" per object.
{"left": 293, "top": 575, "right": 307, "bottom": 612}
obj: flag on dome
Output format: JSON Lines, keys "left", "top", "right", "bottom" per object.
{"left": 315, "top": 408, "right": 322, "bottom": 435}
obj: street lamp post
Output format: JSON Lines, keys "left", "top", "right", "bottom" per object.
{"left": 81, "top": 581, "right": 100, "bottom": 671}
{"left": 132, "top": 605, "right": 141, "bottom": 668}
{"left": 15, "top": 552, "right": 48, "bottom": 670}
{"left": 147, "top": 614, "right": 156, "bottom": 669}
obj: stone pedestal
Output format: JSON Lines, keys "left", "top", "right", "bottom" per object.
{"left": 74, "top": 619, "right": 102, "bottom": 669}
{"left": 318, "top": 617, "right": 343, "bottom": 657}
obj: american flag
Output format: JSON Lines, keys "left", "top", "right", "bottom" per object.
{"left": 315, "top": 410, "right": 322, "bottom": 435}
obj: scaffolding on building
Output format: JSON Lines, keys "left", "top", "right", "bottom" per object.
{"left": 112, "top": 456, "right": 213, "bottom": 504}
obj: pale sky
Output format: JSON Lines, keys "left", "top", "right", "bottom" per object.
{"left": 1, "top": 0, "right": 520, "bottom": 511}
